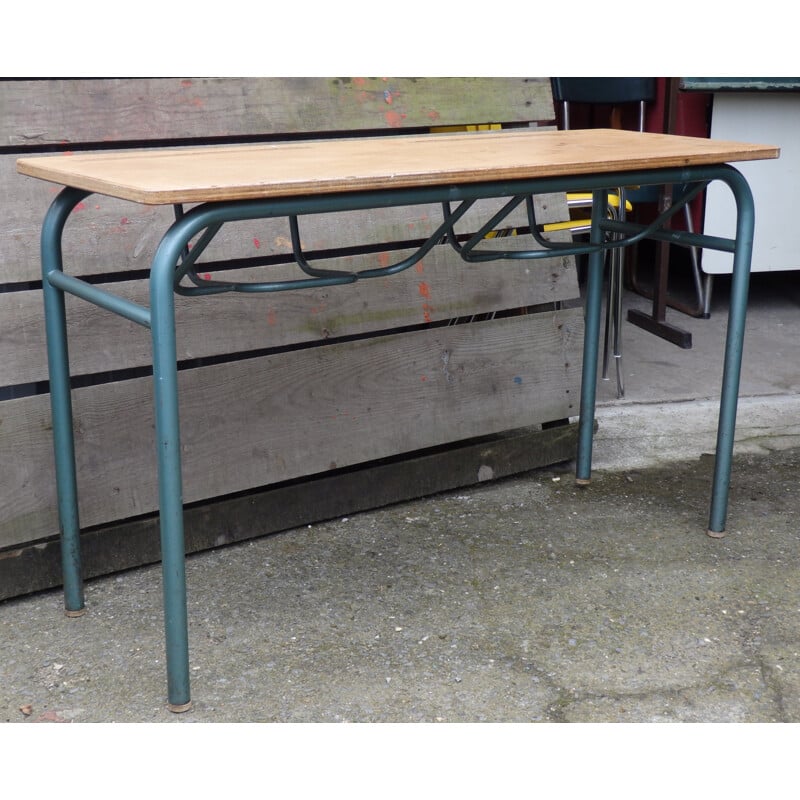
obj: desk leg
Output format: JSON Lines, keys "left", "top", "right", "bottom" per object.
{"left": 41, "top": 188, "right": 90, "bottom": 617}
{"left": 150, "top": 252, "right": 192, "bottom": 712}
{"left": 576, "top": 191, "right": 607, "bottom": 485}
{"left": 707, "top": 170, "right": 755, "bottom": 537}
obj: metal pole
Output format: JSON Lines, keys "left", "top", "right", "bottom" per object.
{"left": 41, "top": 187, "right": 91, "bottom": 616}
{"left": 150, "top": 226, "right": 193, "bottom": 712}
{"left": 576, "top": 189, "right": 608, "bottom": 484}
{"left": 707, "top": 166, "right": 755, "bottom": 537}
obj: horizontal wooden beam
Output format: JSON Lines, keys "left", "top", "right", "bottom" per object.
{"left": 0, "top": 421, "right": 580, "bottom": 601}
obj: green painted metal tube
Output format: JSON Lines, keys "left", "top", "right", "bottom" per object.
{"left": 575, "top": 190, "right": 608, "bottom": 484}
{"left": 149, "top": 229, "right": 193, "bottom": 711}
{"left": 46, "top": 271, "right": 151, "bottom": 328}
{"left": 40, "top": 187, "right": 91, "bottom": 614}
{"left": 602, "top": 220, "right": 735, "bottom": 254}
{"left": 707, "top": 166, "right": 756, "bottom": 536}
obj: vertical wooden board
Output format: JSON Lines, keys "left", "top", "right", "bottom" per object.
{"left": 0, "top": 307, "right": 583, "bottom": 548}
{"left": 1, "top": 78, "right": 555, "bottom": 146}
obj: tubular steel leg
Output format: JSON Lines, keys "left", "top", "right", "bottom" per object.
{"left": 150, "top": 235, "right": 192, "bottom": 712}
{"left": 576, "top": 190, "right": 608, "bottom": 485}
{"left": 41, "top": 187, "right": 91, "bottom": 617}
{"left": 706, "top": 168, "right": 755, "bottom": 537}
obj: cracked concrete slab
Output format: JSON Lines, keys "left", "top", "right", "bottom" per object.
{"left": 1, "top": 445, "right": 799, "bottom": 723}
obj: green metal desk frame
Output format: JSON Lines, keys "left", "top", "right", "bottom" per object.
{"left": 39, "top": 163, "right": 754, "bottom": 711}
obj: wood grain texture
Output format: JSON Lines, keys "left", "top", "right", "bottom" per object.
{"left": 1, "top": 77, "right": 555, "bottom": 146}
{"left": 1, "top": 243, "right": 577, "bottom": 385}
{"left": 0, "top": 422, "right": 581, "bottom": 601}
{"left": 17, "top": 129, "right": 780, "bottom": 205}
{"left": 1, "top": 152, "right": 569, "bottom": 283}
{"left": 0, "top": 307, "right": 583, "bottom": 548}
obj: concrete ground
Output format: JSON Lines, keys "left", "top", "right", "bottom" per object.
{"left": 2, "top": 269, "right": 799, "bottom": 726}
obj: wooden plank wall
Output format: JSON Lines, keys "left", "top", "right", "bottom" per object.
{"left": 0, "top": 78, "right": 583, "bottom": 599}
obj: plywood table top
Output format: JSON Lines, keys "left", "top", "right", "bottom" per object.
{"left": 17, "top": 128, "right": 779, "bottom": 206}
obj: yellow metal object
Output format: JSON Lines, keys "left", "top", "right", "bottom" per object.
{"left": 430, "top": 123, "right": 503, "bottom": 133}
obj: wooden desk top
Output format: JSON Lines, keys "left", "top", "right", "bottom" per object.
{"left": 17, "top": 128, "right": 779, "bottom": 206}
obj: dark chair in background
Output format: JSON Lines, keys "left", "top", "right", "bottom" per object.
{"left": 549, "top": 78, "right": 706, "bottom": 397}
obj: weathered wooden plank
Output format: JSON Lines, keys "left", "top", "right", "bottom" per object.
{"left": 1, "top": 243, "right": 577, "bottom": 385}
{"left": 0, "top": 76, "right": 586, "bottom": 603}
{"left": 0, "top": 307, "right": 583, "bottom": 547}
{"left": 0, "top": 421, "right": 580, "bottom": 602}
{"left": 3, "top": 150, "right": 568, "bottom": 283}
{"left": 1, "top": 78, "right": 554, "bottom": 147}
